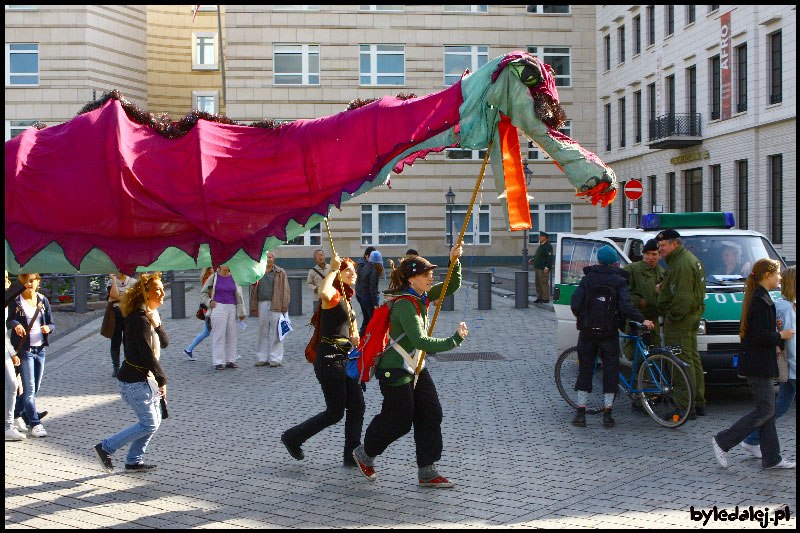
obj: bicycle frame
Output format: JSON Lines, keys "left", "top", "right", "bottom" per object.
{"left": 618, "top": 333, "right": 673, "bottom": 395}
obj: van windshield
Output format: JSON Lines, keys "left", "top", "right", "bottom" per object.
{"left": 661, "top": 235, "right": 784, "bottom": 285}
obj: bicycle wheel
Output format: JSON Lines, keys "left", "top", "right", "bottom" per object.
{"left": 636, "top": 353, "right": 694, "bottom": 428}
{"left": 554, "top": 346, "right": 604, "bottom": 414}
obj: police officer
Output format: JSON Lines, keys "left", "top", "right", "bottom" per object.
{"left": 622, "top": 239, "right": 664, "bottom": 361}
{"left": 656, "top": 229, "right": 706, "bottom": 418}
{"left": 529, "top": 232, "right": 554, "bottom": 303}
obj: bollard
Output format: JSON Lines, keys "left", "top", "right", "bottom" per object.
{"left": 515, "top": 271, "right": 529, "bottom": 309}
{"left": 439, "top": 273, "right": 454, "bottom": 311}
{"left": 74, "top": 275, "right": 89, "bottom": 314}
{"left": 171, "top": 280, "right": 186, "bottom": 319}
{"left": 288, "top": 276, "right": 304, "bottom": 316}
{"left": 477, "top": 272, "right": 492, "bottom": 310}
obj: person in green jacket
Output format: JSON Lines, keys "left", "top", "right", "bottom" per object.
{"left": 656, "top": 229, "right": 707, "bottom": 418}
{"left": 622, "top": 239, "right": 664, "bottom": 361}
{"left": 352, "top": 245, "right": 468, "bottom": 488}
{"left": 529, "top": 232, "right": 554, "bottom": 303}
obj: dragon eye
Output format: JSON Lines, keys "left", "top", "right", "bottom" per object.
{"left": 511, "top": 59, "right": 543, "bottom": 88}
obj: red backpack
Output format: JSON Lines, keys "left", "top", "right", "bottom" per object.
{"left": 346, "top": 295, "right": 421, "bottom": 382}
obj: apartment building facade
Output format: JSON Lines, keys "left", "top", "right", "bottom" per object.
{"left": 596, "top": 5, "right": 796, "bottom": 261}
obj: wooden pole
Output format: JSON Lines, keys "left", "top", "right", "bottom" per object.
{"left": 323, "top": 218, "right": 355, "bottom": 334}
{"left": 414, "top": 143, "right": 492, "bottom": 386}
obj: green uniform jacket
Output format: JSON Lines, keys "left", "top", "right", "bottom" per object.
{"left": 378, "top": 261, "right": 464, "bottom": 386}
{"left": 623, "top": 260, "right": 665, "bottom": 319}
{"left": 531, "top": 240, "right": 554, "bottom": 270}
{"left": 657, "top": 246, "right": 706, "bottom": 328}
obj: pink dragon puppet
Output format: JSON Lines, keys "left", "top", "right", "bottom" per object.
{"left": 5, "top": 51, "right": 617, "bottom": 284}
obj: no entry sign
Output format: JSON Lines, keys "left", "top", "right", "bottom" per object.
{"left": 624, "top": 180, "right": 643, "bottom": 201}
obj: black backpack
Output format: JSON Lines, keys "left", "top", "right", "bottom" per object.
{"left": 581, "top": 283, "right": 618, "bottom": 335}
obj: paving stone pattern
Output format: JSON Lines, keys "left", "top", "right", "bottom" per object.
{"left": 5, "top": 275, "right": 796, "bottom": 529}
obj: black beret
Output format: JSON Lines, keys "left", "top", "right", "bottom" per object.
{"left": 642, "top": 239, "right": 659, "bottom": 253}
{"left": 656, "top": 229, "right": 681, "bottom": 241}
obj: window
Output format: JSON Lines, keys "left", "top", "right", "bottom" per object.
{"left": 647, "top": 82, "right": 656, "bottom": 136}
{"left": 528, "top": 204, "right": 572, "bottom": 243}
{"left": 447, "top": 204, "right": 491, "bottom": 245}
{"left": 526, "top": 46, "right": 571, "bottom": 87}
{"left": 768, "top": 31, "right": 782, "bottom": 104}
{"left": 528, "top": 121, "right": 570, "bottom": 160}
{"left": 768, "top": 154, "right": 782, "bottom": 244}
{"left": 684, "top": 168, "right": 702, "bottom": 212}
{"left": 618, "top": 98, "right": 626, "bottom": 148}
{"left": 561, "top": 238, "right": 625, "bottom": 285}
{"left": 361, "top": 204, "right": 406, "bottom": 245}
{"left": 735, "top": 159, "right": 748, "bottom": 229}
{"left": 444, "top": 45, "right": 488, "bottom": 86}
{"left": 359, "top": 5, "right": 403, "bottom": 11}
{"left": 606, "top": 202, "right": 613, "bottom": 229}
{"left": 274, "top": 44, "right": 319, "bottom": 85}
{"left": 192, "top": 33, "right": 218, "bottom": 70}
{"left": 708, "top": 5, "right": 719, "bottom": 13}
{"left": 687, "top": 65, "right": 697, "bottom": 116}
{"left": 360, "top": 45, "right": 404, "bottom": 85}
{"left": 665, "top": 5, "right": 674, "bottom": 37}
{"left": 444, "top": 5, "right": 488, "bottom": 13}
{"left": 604, "top": 104, "right": 611, "bottom": 151}
{"left": 686, "top": 5, "right": 695, "bottom": 25}
{"left": 192, "top": 91, "right": 218, "bottom": 114}
{"left": 620, "top": 193, "right": 627, "bottom": 227}
{"left": 6, "top": 43, "right": 39, "bottom": 86}
{"left": 526, "top": 5, "right": 570, "bottom": 14}
{"left": 604, "top": 35, "right": 611, "bottom": 72}
{"left": 667, "top": 172, "right": 676, "bottom": 212}
{"left": 735, "top": 43, "right": 747, "bottom": 112}
{"left": 710, "top": 164, "right": 721, "bottom": 211}
{"left": 648, "top": 175, "right": 657, "bottom": 213}
{"left": 285, "top": 223, "right": 322, "bottom": 246}
{"left": 446, "top": 147, "right": 488, "bottom": 161}
{"left": 665, "top": 74, "right": 675, "bottom": 114}
{"left": 273, "top": 5, "right": 319, "bottom": 10}
{"left": 633, "top": 15, "right": 642, "bottom": 56}
{"left": 709, "top": 55, "right": 720, "bottom": 119}
{"left": 5, "top": 119, "right": 37, "bottom": 141}
{"left": 617, "top": 26, "right": 625, "bottom": 64}
{"left": 646, "top": 5, "right": 655, "bottom": 46}
{"left": 634, "top": 90, "right": 642, "bottom": 143}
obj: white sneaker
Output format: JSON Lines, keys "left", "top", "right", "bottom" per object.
{"left": 14, "top": 417, "right": 27, "bottom": 433}
{"left": 766, "top": 458, "right": 796, "bottom": 470}
{"left": 30, "top": 424, "right": 48, "bottom": 438}
{"left": 739, "top": 441, "right": 762, "bottom": 459}
{"left": 712, "top": 436, "right": 729, "bottom": 468}
{"left": 5, "top": 427, "right": 26, "bottom": 441}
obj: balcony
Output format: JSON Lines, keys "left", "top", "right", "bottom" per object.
{"left": 647, "top": 113, "right": 703, "bottom": 149}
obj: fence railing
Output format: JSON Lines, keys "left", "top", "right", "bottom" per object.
{"left": 648, "top": 113, "right": 702, "bottom": 141}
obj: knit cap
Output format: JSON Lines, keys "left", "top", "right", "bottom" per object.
{"left": 597, "top": 245, "right": 618, "bottom": 265}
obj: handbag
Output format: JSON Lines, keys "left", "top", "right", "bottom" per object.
{"left": 195, "top": 303, "right": 207, "bottom": 321}
{"left": 777, "top": 347, "right": 789, "bottom": 383}
{"left": 160, "top": 397, "right": 169, "bottom": 419}
{"left": 100, "top": 301, "right": 116, "bottom": 338}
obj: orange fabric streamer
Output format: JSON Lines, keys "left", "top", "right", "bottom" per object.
{"left": 498, "top": 114, "right": 532, "bottom": 230}
{"left": 575, "top": 181, "right": 618, "bottom": 207}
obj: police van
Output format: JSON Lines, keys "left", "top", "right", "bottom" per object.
{"left": 553, "top": 212, "right": 786, "bottom": 382}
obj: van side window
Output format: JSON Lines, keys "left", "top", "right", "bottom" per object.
{"left": 629, "top": 239, "right": 644, "bottom": 263}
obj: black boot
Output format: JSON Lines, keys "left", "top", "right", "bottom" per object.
{"left": 343, "top": 448, "right": 357, "bottom": 467}
{"left": 571, "top": 407, "right": 586, "bottom": 427}
{"left": 111, "top": 349, "right": 120, "bottom": 378}
{"left": 603, "top": 408, "right": 615, "bottom": 428}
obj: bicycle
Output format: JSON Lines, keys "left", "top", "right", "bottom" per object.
{"left": 554, "top": 322, "right": 695, "bottom": 428}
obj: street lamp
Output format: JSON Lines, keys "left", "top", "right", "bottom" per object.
{"left": 522, "top": 161, "right": 533, "bottom": 271}
{"left": 445, "top": 187, "right": 456, "bottom": 249}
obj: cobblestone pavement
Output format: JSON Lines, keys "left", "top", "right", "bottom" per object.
{"left": 5, "top": 278, "right": 796, "bottom": 529}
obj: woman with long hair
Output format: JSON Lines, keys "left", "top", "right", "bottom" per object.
{"left": 94, "top": 272, "right": 168, "bottom": 473}
{"left": 352, "top": 245, "right": 468, "bottom": 487}
{"left": 740, "top": 265, "right": 796, "bottom": 459}
{"left": 184, "top": 267, "right": 215, "bottom": 361}
{"left": 712, "top": 259, "right": 795, "bottom": 470}
{"left": 281, "top": 254, "right": 364, "bottom": 466}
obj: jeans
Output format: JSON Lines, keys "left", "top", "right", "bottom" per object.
{"left": 186, "top": 320, "right": 210, "bottom": 353}
{"left": 14, "top": 346, "right": 46, "bottom": 427}
{"left": 715, "top": 376, "right": 781, "bottom": 468}
{"left": 102, "top": 380, "right": 162, "bottom": 465}
{"left": 743, "top": 378, "right": 796, "bottom": 446}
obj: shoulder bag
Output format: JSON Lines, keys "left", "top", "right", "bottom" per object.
{"left": 100, "top": 301, "right": 116, "bottom": 338}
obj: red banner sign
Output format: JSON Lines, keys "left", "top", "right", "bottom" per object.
{"left": 720, "top": 11, "right": 732, "bottom": 120}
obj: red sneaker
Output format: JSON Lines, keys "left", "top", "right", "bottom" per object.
{"left": 352, "top": 450, "right": 376, "bottom": 481}
{"left": 419, "top": 475, "right": 455, "bottom": 488}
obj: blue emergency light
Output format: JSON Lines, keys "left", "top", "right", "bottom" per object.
{"left": 641, "top": 212, "right": 736, "bottom": 230}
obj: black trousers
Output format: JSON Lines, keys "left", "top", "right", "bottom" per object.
{"left": 110, "top": 307, "right": 125, "bottom": 368}
{"left": 363, "top": 368, "right": 443, "bottom": 468}
{"left": 574, "top": 330, "right": 620, "bottom": 394}
{"left": 283, "top": 354, "right": 365, "bottom": 458}
{"left": 358, "top": 294, "right": 374, "bottom": 337}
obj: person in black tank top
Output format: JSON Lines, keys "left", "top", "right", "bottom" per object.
{"left": 281, "top": 254, "right": 365, "bottom": 467}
